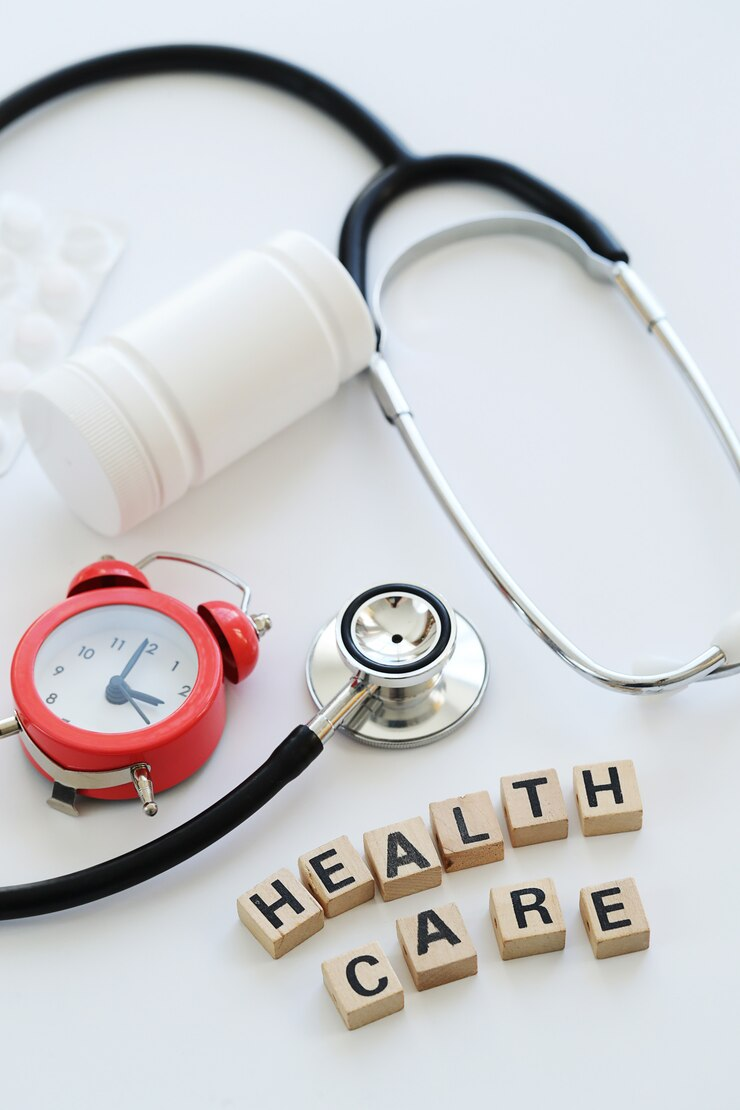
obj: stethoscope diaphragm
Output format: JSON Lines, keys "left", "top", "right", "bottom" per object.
{"left": 306, "top": 582, "right": 488, "bottom": 749}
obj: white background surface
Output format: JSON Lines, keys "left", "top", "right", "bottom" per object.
{"left": 1, "top": 3, "right": 738, "bottom": 1107}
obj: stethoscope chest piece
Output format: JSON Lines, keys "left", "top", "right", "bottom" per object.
{"left": 306, "top": 583, "right": 488, "bottom": 749}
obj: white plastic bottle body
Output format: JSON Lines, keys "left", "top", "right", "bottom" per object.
{"left": 20, "top": 231, "right": 377, "bottom": 535}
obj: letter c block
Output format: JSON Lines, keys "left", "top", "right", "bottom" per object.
{"left": 322, "top": 942, "right": 404, "bottom": 1030}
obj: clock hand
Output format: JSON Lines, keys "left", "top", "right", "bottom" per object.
{"left": 120, "top": 683, "right": 164, "bottom": 707}
{"left": 117, "top": 683, "right": 151, "bottom": 725}
{"left": 118, "top": 638, "right": 149, "bottom": 681}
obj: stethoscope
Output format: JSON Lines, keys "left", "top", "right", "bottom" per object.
{"left": 2, "top": 43, "right": 738, "bottom": 920}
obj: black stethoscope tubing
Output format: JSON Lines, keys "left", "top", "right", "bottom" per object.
{"left": 0, "top": 43, "right": 626, "bottom": 920}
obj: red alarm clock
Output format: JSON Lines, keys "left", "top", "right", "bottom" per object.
{"left": 8, "top": 552, "right": 270, "bottom": 817}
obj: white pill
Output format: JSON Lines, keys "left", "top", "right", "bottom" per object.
{"left": 61, "top": 221, "right": 111, "bottom": 267}
{"left": 1, "top": 195, "right": 44, "bottom": 251}
{"left": 0, "top": 250, "right": 18, "bottom": 296}
{"left": 39, "top": 261, "right": 86, "bottom": 317}
{"left": 14, "top": 312, "right": 58, "bottom": 365}
{"left": 0, "top": 361, "right": 31, "bottom": 417}
{"left": 0, "top": 360, "right": 32, "bottom": 394}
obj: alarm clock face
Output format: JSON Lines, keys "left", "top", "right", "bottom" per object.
{"left": 32, "top": 604, "right": 200, "bottom": 733}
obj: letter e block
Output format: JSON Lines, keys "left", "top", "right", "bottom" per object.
{"left": 580, "top": 877, "right": 650, "bottom": 959}
{"left": 322, "top": 942, "right": 404, "bottom": 1030}
{"left": 429, "top": 790, "right": 504, "bottom": 871}
{"left": 490, "top": 878, "right": 566, "bottom": 960}
{"left": 363, "top": 816, "right": 442, "bottom": 901}
{"left": 573, "top": 759, "right": 643, "bottom": 836}
{"left": 396, "top": 902, "right": 477, "bottom": 990}
{"left": 237, "top": 868, "right": 323, "bottom": 959}
{"left": 500, "top": 768, "right": 568, "bottom": 847}
{"left": 298, "top": 835, "right": 375, "bottom": 918}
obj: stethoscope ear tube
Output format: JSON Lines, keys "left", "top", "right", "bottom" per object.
{"left": 339, "top": 153, "right": 630, "bottom": 295}
{"left": 0, "top": 725, "right": 322, "bottom": 920}
{"left": 364, "top": 211, "right": 740, "bottom": 694}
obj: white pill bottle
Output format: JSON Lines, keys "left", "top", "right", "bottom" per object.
{"left": 20, "top": 231, "right": 377, "bottom": 535}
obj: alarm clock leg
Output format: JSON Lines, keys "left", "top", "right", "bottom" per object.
{"left": 48, "top": 781, "right": 79, "bottom": 817}
{"left": 131, "top": 764, "right": 158, "bottom": 817}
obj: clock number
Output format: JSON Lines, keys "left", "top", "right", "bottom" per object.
{"left": 78, "top": 646, "right": 95, "bottom": 660}
{"left": 178, "top": 684, "right": 192, "bottom": 697}
{"left": 53, "top": 666, "right": 64, "bottom": 676}
{"left": 110, "top": 637, "right": 126, "bottom": 651}
{"left": 46, "top": 693, "right": 58, "bottom": 704}
{"left": 145, "top": 643, "right": 158, "bottom": 655}
{"left": 172, "top": 660, "right": 180, "bottom": 672}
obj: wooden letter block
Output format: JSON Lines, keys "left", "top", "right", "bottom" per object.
{"left": 429, "top": 790, "right": 504, "bottom": 871}
{"left": 490, "top": 877, "right": 566, "bottom": 960}
{"left": 237, "top": 868, "right": 323, "bottom": 959}
{"left": 298, "top": 835, "right": 375, "bottom": 918}
{"left": 363, "top": 816, "right": 442, "bottom": 902}
{"left": 500, "top": 768, "right": 568, "bottom": 846}
{"left": 580, "top": 877, "right": 650, "bottom": 959}
{"left": 573, "top": 759, "right": 643, "bottom": 836}
{"left": 396, "top": 902, "right": 478, "bottom": 991}
{"left": 322, "top": 942, "right": 404, "bottom": 1030}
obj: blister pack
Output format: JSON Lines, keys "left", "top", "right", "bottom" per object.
{"left": 0, "top": 191, "right": 124, "bottom": 473}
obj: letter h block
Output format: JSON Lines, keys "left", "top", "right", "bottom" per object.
{"left": 237, "top": 868, "right": 324, "bottom": 959}
{"left": 573, "top": 760, "right": 643, "bottom": 836}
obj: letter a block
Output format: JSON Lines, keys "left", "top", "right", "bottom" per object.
{"left": 490, "top": 878, "right": 566, "bottom": 960}
{"left": 396, "top": 902, "right": 478, "bottom": 990}
{"left": 573, "top": 759, "right": 643, "bottom": 836}
{"left": 298, "top": 835, "right": 375, "bottom": 918}
{"left": 237, "top": 868, "right": 324, "bottom": 959}
{"left": 429, "top": 790, "right": 505, "bottom": 871}
{"left": 580, "top": 878, "right": 650, "bottom": 959}
{"left": 500, "top": 768, "right": 568, "bottom": 847}
{"left": 322, "top": 942, "right": 405, "bottom": 1030}
{"left": 363, "top": 816, "right": 442, "bottom": 901}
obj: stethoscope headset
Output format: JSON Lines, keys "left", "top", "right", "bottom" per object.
{"left": 2, "top": 43, "right": 737, "bottom": 921}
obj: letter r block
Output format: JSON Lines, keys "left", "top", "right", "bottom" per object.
{"left": 490, "top": 878, "right": 566, "bottom": 960}
{"left": 298, "top": 835, "right": 375, "bottom": 917}
{"left": 580, "top": 877, "right": 650, "bottom": 958}
{"left": 363, "top": 816, "right": 442, "bottom": 901}
{"left": 237, "top": 867, "right": 324, "bottom": 959}
{"left": 322, "top": 942, "right": 404, "bottom": 1030}
{"left": 573, "top": 759, "right": 643, "bottom": 836}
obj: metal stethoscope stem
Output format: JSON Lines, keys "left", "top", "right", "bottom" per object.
{"left": 371, "top": 213, "right": 740, "bottom": 694}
